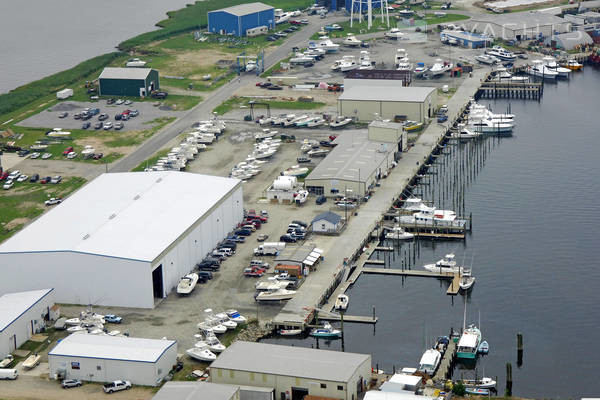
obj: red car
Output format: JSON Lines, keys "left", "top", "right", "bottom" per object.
{"left": 0, "top": 171, "right": 9, "bottom": 180}
{"left": 244, "top": 267, "right": 265, "bottom": 277}
{"left": 247, "top": 215, "right": 267, "bottom": 223}
{"left": 62, "top": 146, "right": 74, "bottom": 156}
{"left": 289, "top": 20, "right": 302, "bottom": 25}
{"left": 40, "top": 176, "right": 51, "bottom": 184}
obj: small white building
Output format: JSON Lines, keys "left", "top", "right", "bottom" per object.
{"left": 0, "top": 288, "right": 55, "bottom": 358}
{"left": 267, "top": 176, "right": 299, "bottom": 204}
{"left": 0, "top": 171, "right": 243, "bottom": 308}
{"left": 311, "top": 211, "right": 344, "bottom": 235}
{"left": 48, "top": 334, "right": 177, "bottom": 386}
{"left": 469, "top": 12, "right": 571, "bottom": 41}
{"left": 211, "top": 341, "right": 371, "bottom": 400}
{"left": 368, "top": 120, "right": 408, "bottom": 152}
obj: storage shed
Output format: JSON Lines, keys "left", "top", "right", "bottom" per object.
{"left": 338, "top": 83, "right": 437, "bottom": 122}
{"left": 0, "top": 288, "right": 54, "bottom": 359}
{"left": 211, "top": 341, "right": 372, "bottom": 400}
{"left": 311, "top": 211, "right": 344, "bottom": 235}
{"left": 48, "top": 334, "right": 177, "bottom": 386}
{"left": 368, "top": 121, "right": 407, "bottom": 152}
{"left": 208, "top": 3, "right": 275, "bottom": 37}
{"left": 545, "top": 31, "right": 593, "bottom": 49}
{"left": 0, "top": 172, "right": 243, "bottom": 309}
{"left": 469, "top": 13, "right": 571, "bottom": 41}
{"left": 99, "top": 67, "right": 159, "bottom": 97}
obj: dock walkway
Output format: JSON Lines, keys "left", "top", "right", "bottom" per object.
{"left": 272, "top": 68, "right": 489, "bottom": 329}
{"left": 433, "top": 339, "right": 457, "bottom": 382}
{"left": 362, "top": 268, "right": 460, "bottom": 295}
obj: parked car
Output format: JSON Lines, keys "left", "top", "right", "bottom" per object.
{"left": 58, "top": 112, "right": 68, "bottom": 118}
{"left": 73, "top": 113, "right": 82, "bottom": 120}
{"left": 98, "top": 113, "right": 108, "bottom": 121}
{"left": 104, "top": 314, "right": 122, "bottom": 324}
{"left": 124, "top": 100, "right": 132, "bottom": 105}
{"left": 82, "top": 122, "right": 91, "bottom": 129}
{"left": 235, "top": 228, "right": 252, "bottom": 236}
{"left": 17, "top": 149, "right": 30, "bottom": 157}
{"left": 115, "top": 99, "right": 124, "bottom": 105}
{"left": 257, "top": 233, "right": 269, "bottom": 242}
{"left": 50, "top": 175, "right": 62, "bottom": 184}
{"left": 244, "top": 267, "right": 266, "bottom": 277}
{"left": 103, "top": 122, "right": 113, "bottom": 130}
{"left": 114, "top": 122, "right": 124, "bottom": 130}
{"left": 267, "top": 85, "right": 283, "bottom": 90}
{"left": 291, "top": 220, "right": 308, "bottom": 228}
{"left": 40, "top": 176, "right": 52, "bottom": 184}
{"left": 316, "top": 195, "right": 327, "bottom": 205}
{"left": 279, "top": 234, "right": 297, "bottom": 243}
{"left": 29, "top": 174, "right": 40, "bottom": 183}
{"left": 94, "top": 122, "right": 103, "bottom": 129}
{"left": 106, "top": 98, "right": 115, "bottom": 105}
{"left": 62, "top": 146, "right": 74, "bottom": 156}
{"left": 3, "top": 180, "right": 14, "bottom": 190}
{"left": 219, "top": 241, "right": 237, "bottom": 250}
{"left": 151, "top": 91, "right": 168, "bottom": 99}
{"left": 0, "top": 172, "right": 9, "bottom": 180}
{"left": 197, "top": 271, "right": 213, "bottom": 280}
{"left": 45, "top": 197, "right": 62, "bottom": 206}
{"left": 197, "top": 262, "right": 219, "bottom": 271}
{"left": 66, "top": 152, "right": 77, "bottom": 159}
{"left": 103, "top": 380, "right": 131, "bottom": 393}
{"left": 129, "top": 110, "right": 139, "bottom": 117}
{"left": 226, "top": 235, "right": 245, "bottom": 243}
{"left": 61, "top": 379, "right": 82, "bottom": 389}
{"left": 93, "top": 153, "right": 104, "bottom": 160}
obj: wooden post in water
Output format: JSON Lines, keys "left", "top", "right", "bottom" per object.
{"left": 506, "top": 362, "right": 513, "bottom": 397}
{"left": 340, "top": 310, "right": 345, "bottom": 352}
{"left": 517, "top": 332, "right": 523, "bottom": 367}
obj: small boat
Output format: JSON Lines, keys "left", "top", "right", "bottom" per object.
{"left": 295, "top": 189, "right": 309, "bottom": 205}
{"left": 203, "top": 332, "right": 226, "bottom": 353}
{"left": 177, "top": 273, "right": 199, "bottom": 295}
{"left": 335, "top": 201, "right": 356, "bottom": 210}
{"left": 561, "top": 59, "right": 582, "bottom": 71}
{"left": 214, "top": 313, "right": 237, "bottom": 330}
{"left": 65, "top": 318, "right": 81, "bottom": 326}
{"left": 465, "top": 388, "right": 491, "bottom": 396}
{"left": 385, "top": 28, "right": 404, "bottom": 39}
{"left": 460, "top": 275, "right": 476, "bottom": 291}
{"left": 525, "top": 60, "right": 558, "bottom": 80}
{"left": 423, "top": 254, "right": 469, "bottom": 275}
{"left": 255, "top": 288, "right": 296, "bottom": 301}
{"left": 485, "top": 46, "right": 516, "bottom": 61}
{"left": 477, "top": 340, "right": 489, "bottom": 354}
{"left": 226, "top": 309, "right": 247, "bottom": 324}
{"left": 186, "top": 345, "right": 217, "bottom": 362}
{"left": 279, "top": 328, "right": 303, "bottom": 336}
{"left": 462, "top": 376, "right": 496, "bottom": 389}
{"left": 329, "top": 116, "right": 352, "bottom": 129}
{"left": 453, "top": 128, "right": 482, "bottom": 139}
{"left": 403, "top": 121, "right": 423, "bottom": 132}
{"left": 457, "top": 324, "right": 482, "bottom": 360}
{"left": 475, "top": 54, "right": 498, "bottom": 65}
{"left": 385, "top": 225, "right": 414, "bottom": 240}
{"left": 542, "top": 56, "right": 571, "bottom": 78}
{"left": 343, "top": 33, "right": 362, "bottom": 47}
{"left": 307, "top": 148, "right": 329, "bottom": 157}
{"left": 22, "top": 353, "right": 41, "bottom": 369}
{"left": 334, "top": 294, "right": 349, "bottom": 311}
{"left": 429, "top": 59, "right": 452, "bottom": 77}
{"left": 418, "top": 348, "right": 441, "bottom": 375}
{"left": 310, "top": 322, "right": 341, "bottom": 338}
{"left": 414, "top": 63, "right": 428, "bottom": 76}
{"left": 41, "top": 153, "right": 52, "bottom": 159}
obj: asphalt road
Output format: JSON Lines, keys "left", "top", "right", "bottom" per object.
{"left": 109, "top": 14, "right": 346, "bottom": 173}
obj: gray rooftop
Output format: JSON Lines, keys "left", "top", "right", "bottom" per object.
{"left": 306, "top": 131, "right": 394, "bottom": 183}
{"left": 211, "top": 341, "right": 370, "bottom": 382}
{"left": 369, "top": 120, "right": 405, "bottom": 130}
{"left": 275, "top": 244, "right": 316, "bottom": 265}
{"left": 99, "top": 67, "right": 153, "bottom": 80}
{"left": 472, "top": 12, "right": 568, "bottom": 28}
{"left": 210, "top": 2, "right": 274, "bottom": 16}
{"left": 339, "top": 85, "right": 436, "bottom": 103}
{"left": 152, "top": 382, "right": 238, "bottom": 400}
{"left": 312, "top": 211, "right": 343, "bottom": 225}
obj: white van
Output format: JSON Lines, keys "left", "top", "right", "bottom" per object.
{"left": 0, "top": 368, "right": 18, "bottom": 380}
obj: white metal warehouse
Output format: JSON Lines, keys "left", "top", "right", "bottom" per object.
{"left": 0, "top": 171, "right": 243, "bottom": 308}
{"left": 469, "top": 12, "right": 571, "bottom": 41}
{"left": 0, "top": 288, "right": 54, "bottom": 359}
{"left": 48, "top": 334, "right": 177, "bottom": 386}
{"left": 338, "top": 82, "right": 437, "bottom": 122}
{"left": 210, "top": 341, "right": 372, "bottom": 400}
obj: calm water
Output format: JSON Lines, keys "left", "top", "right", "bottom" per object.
{"left": 264, "top": 67, "right": 600, "bottom": 399}
{"left": 0, "top": 0, "right": 192, "bottom": 93}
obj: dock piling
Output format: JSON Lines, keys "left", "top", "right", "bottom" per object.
{"left": 517, "top": 332, "right": 523, "bottom": 366}
{"left": 506, "top": 362, "right": 513, "bottom": 396}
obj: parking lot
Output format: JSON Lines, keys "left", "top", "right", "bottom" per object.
{"left": 16, "top": 100, "right": 185, "bottom": 132}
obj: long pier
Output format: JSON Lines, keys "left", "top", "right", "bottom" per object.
{"left": 271, "top": 67, "right": 491, "bottom": 330}
{"left": 433, "top": 339, "right": 457, "bottom": 382}
{"left": 362, "top": 268, "right": 461, "bottom": 295}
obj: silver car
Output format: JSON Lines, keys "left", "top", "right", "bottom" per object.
{"left": 61, "top": 379, "right": 82, "bottom": 388}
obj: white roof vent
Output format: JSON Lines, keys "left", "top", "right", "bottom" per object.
{"left": 156, "top": 177, "right": 162, "bottom": 183}
{"left": 109, "top": 213, "right": 117, "bottom": 220}
{"left": 134, "top": 194, "right": 140, "bottom": 200}
{"left": 82, "top": 234, "right": 90, "bottom": 240}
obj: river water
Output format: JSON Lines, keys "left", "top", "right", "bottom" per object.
{"left": 264, "top": 67, "right": 600, "bottom": 399}
{"left": 0, "top": 0, "right": 192, "bottom": 93}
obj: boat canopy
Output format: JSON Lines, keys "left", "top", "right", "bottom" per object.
{"left": 419, "top": 349, "right": 440, "bottom": 367}
{"left": 458, "top": 332, "right": 479, "bottom": 348}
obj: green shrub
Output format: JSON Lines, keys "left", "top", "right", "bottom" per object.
{"left": 452, "top": 381, "right": 466, "bottom": 396}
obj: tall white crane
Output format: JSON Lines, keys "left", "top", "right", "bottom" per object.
{"left": 350, "top": 0, "right": 390, "bottom": 29}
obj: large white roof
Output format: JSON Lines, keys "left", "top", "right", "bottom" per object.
{"left": 48, "top": 333, "right": 176, "bottom": 363}
{"left": 0, "top": 289, "right": 53, "bottom": 331}
{"left": 0, "top": 172, "right": 241, "bottom": 262}
{"left": 339, "top": 85, "right": 436, "bottom": 103}
{"left": 210, "top": 2, "right": 274, "bottom": 16}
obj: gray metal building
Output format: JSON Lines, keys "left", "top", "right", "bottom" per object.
{"left": 469, "top": 12, "right": 571, "bottom": 41}
{"left": 305, "top": 131, "right": 396, "bottom": 197}
{"left": 338, "top": 83, "right": 437, "bottom": 122}
{"left": 99, "top": 67, "right": 159, "bottom": 97}
{"left": 153, "top": 382, "right": 240, "bottom": 400}
{"left": 210, "top": 341, "right": 372, "bottom": 400}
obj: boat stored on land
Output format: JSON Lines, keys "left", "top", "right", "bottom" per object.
{"left": 177, "top": 273, "right": 199, "bottom": 295}
{"left": 255, "top": 288, "right": 296, "bottom": 301}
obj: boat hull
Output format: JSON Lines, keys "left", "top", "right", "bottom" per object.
{"left": 457, "top": 351, "right": 477, "bottom": 359}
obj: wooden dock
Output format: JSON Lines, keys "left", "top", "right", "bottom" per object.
{"left": 433, "top": 338, "right": 457, "bottom": 382}
{"left": 364, "top": 259, "right": 386, "bottom": 265}
{"left": 318, "top": 314, "right": 378, "bottom": 324}
{"left": 374, "top": 246, "right": 394, "bottom": 251}
{"left": 362, "top": 268, "right": 461, "bottom": 295}
{"left": 478, "top": 81, "right": 543, "bottom": 99}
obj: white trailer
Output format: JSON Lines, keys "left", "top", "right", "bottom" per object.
{"left": 254, "top": 242, "right": 286, "bottom": 256}
{"left": 56, "top": 89, "right": 73, "bottom": 99}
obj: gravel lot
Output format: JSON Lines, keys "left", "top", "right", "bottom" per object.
{"left": 16, "top": 100, "right": 185, "bottom": 132}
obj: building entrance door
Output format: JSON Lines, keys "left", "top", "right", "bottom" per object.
{"left": 291, "top": 387, "right": 309, "bottom": 400}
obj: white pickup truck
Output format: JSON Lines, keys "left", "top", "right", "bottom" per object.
{"left": 103, "top": 380, "right": 131, "bottom": 393}
{"left": 253, "top": 242, "right": 286, "bottom": 256}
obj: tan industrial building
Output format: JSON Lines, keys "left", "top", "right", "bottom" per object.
{"left": 338, "top": 83, "right": 437, "bottom": 123}
{"left": 305, "top": 131, "right": 396, "bottom": 197}
{"left": 469, "top": 13, "right": 571, "bottom": 41}
{"left": 368, "top": 121, "right": 407, "bottom": 152}
{"left": 210, "top": 341, "right": 372, "bottom": 400}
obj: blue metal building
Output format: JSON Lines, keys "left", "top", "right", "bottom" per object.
{"left": 208, "top": 2, "right": 275, "bottom": 37}
{"left": 440, "top": 30, "right": 493, "bottom": 49}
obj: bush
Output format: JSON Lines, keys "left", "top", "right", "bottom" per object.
{"left": 0, "top": 52, "right": 122, "bottom": 116}
{"left": 452, "top": 381, "right": 466, "bottom": 396}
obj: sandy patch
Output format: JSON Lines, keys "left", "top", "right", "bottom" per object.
{"left": 5, "top": 217, "right": 30, "bottom": 230}
{"left": 161, "top": 49, "right": 235, "bottom": 76}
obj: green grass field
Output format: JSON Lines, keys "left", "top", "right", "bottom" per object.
{"left": 0, "top": 177, "right": 87, "bottom": 243}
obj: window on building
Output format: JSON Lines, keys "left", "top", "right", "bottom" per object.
{"left": 262, "top": 373, "right": 268, "bottom": 383}
{"left": 295, "top": 377, "right": 300, "bottom": 386}
{"left": 158, "top": 368, "right": 162, "bottom": 374}
{"left": 320, "top": 383, "right": 327, "bottom": 389}
{"left": 217, "top": 369, "right": 223, "bottom": 377}
{"left": 229, "top": 370, "right": 235, "bottom": 379}
{"left": 321, "top": 224, "right": 326, "bottom": 230}
{"left": 338, "top": 385, "right": 344, "bottom": 391}
{"left": 96, "top": 366, "right": 102, "bottom": 371}
{"left": 250, "top": 372, "right": 255, "bottom": 381}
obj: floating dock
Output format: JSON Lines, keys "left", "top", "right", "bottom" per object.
{"left": 362, "top": 267, "right": 461, "bottom": 295}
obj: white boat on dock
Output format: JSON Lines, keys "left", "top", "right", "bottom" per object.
{"left": 459, "top": 275, "right": 476, "bottom": 291}
{"left": 423, "top": 253, "right": 470, "bottom": 275}
{"left": 334, "top": 294, "right": 349, "bottom": 311}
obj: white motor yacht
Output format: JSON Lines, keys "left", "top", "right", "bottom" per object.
{"left": 343, "top": 33, "right": 361, "bottom": 47}
{"left": 468, "top": 118, "right": 514, "bottom": 133}
{"left": 542, "top": 56, "right": 570, "bottom": 78}
{"left": 214, "top": 313, "right": 237, "bottom": 330}
{"left": 526, "top": 60, "right": 558, "bottom": 80}
{"left": 255, "top": 288, "right": 296, "bottom": 301}
{"left": 177, "top": 273, "right": 199, "bottom": 295}
{"left": 340, "top": 57, "right": 358, "bottom": 72}
{"left": 485, "top": 45, "right": 516, "bottom": 61}
{"left": 226, "top": 309, "right": 247, "bottom": 324}
{"left": 394, "top": 49, "right": 407, "bottom": 67}
{"left": 429, "top": 59, "right": 452, "bottom": 76}
{"left": 423, "top": 253, "right": 470, "bottom": 275}
{"left": 316, "top": 39, "right": 340, "bottom": 53}
{"left": 453, "top": 127, "right": 482, "bottom": 139}
{"left": 418, "top": 349, "right": 442, "bottom": 375}
{"left": 329, "top": 116, "right": 352, "bottom": 129}
{"left": 255, "top": 280, "right": 292, "bottom": 291}
{"left": 385, "top": 225, "right": 414, "bottom": 240}
{"left": 186, "top": 345, "right": 217, "bottom": 362}
{"left": 492, "top": 66, "right": 528, "bottom": 82}
{"left": 385, "top": 28, "right": 404, "bottom": 39}
{"left": 475, "top": 54, "right": 498, "bottom": 65}
{"left": 202, "top": 332, "right": 226, "bottom": 352}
